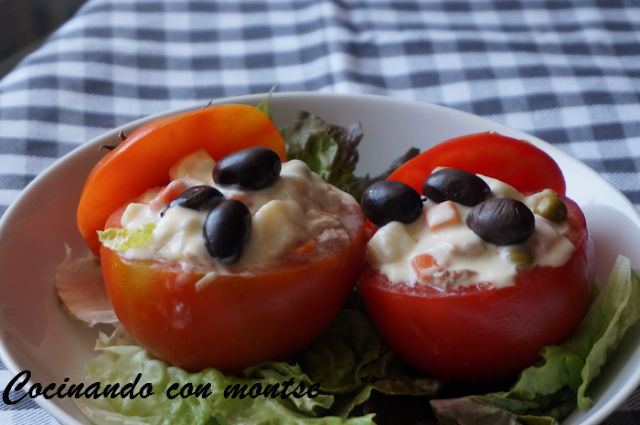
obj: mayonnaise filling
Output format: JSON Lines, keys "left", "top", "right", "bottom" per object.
{"left": 117, "top": 149, "right": 361, "bottom": 272}
{"left": 366, "top": 175, "right": 576, "bottom": 290}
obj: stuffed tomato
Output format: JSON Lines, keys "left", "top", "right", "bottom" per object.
{"left": 359, "top": 132, "right": 593, "bottom": 382}
{"left": 79, "top": 104, "right": 366, "bottom": 373}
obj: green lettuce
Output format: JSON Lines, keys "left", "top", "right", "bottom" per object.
{"left": 279, "top": 111, "right": 419, "bottom": 201}
{"left": 566, "top": 257, "right": 640, "bottom": 409}
{"left": 97, "top": 224, "right": 156, "bottom": 252}
{"left": 294, "top": 309, "right": 442, "bottom": 417}
{"left": 430, "top": 255, "right": 640, "bottom": 423}
{"left": 256, "top": 85, "right": 277, "bottom": 119}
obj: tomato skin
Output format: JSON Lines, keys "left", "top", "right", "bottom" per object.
{"left": 360, "top": 133, "right": 591, "bottom": 382}
{"left": 388, "top": 132, "right": 566, "bottom": 196}
{"left": 78, "top": 104, "right": 285, "bottom": 256}
{"left": 360, "top": 196, "right": 593, "bottom": 381}
{"left": 101, "top": 206, "right": 366, "bottom": 374}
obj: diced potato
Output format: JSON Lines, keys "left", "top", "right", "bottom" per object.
{"left": 367, "top": 222, "right": 416, "bottom": 264}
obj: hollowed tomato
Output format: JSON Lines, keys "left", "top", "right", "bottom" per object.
{"left": 359, "top": 132, "right": 594, "bottom": 382}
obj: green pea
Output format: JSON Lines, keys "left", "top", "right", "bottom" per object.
{"left": 534, "top": 195, "right": 568, "bottom": 223}
{"left": 508, "top": 250, "right": 533, "bottom": 267}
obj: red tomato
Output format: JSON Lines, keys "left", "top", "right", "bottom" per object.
{"left": 101, "top": 202, "right": 366, "bottom": 374}
{"left": 78, "top": 104, "right": 286, "bottom": 256}
{"left": 359, "top": 133, "right": 593, "bottom": 382}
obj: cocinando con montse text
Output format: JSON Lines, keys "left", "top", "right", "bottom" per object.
{"left": 2, "top": 370, "right": 321, "bottom": 405}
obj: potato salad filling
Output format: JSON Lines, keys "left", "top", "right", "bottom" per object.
{"left": 109, "top": 149, "right": 361, "bottom": 272}
{"left": 366, "top": 173, "right": 576, "bottom": 290}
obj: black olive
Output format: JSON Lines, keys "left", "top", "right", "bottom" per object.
{"left": 166, "top": 186, "right": 224, "bottom": 214}
{"left": 423, "top": 168, "right": 490, "bottom": 206}
{"left": 212, "top": 146, "right": 281, "bottom": 190}
{"left": 361, "top": 181, "right": 423, "bottom": 227}
{"left": 202, "top": 199, "right": 252, "bottom": 264}
{"left": 466, "top": 198, "right": 535, "bottom": 246}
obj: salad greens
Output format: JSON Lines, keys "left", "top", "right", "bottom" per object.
{"left": 74, "top": 99, "right": 640, "bottom": 425}
{"left": 279, "top": 111, "right": 419, "bottom": 202}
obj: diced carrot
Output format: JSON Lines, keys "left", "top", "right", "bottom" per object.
{"left": 149, "top": 180, "right": 186, "bottom": 213}
{"left": 426, "top": 201, "right": 461, "bottom": 231}
{"left": 412, "top": 253, "right": 438, "bottom": 274}
{"left": 294, "top": 240, "right": 315, "bottom": 254}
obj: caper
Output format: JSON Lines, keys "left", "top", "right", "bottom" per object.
{"left": 422, "top": 168, "right": 490, "bottom": 206}
{"left": 212, "top": 146, "right": 281, "bottom": 190}
{"left": 202, "top": 199, "right": 252, "bottom": 264}
{"left": 466, "top": 198, "right": 535, "bottom": 246}
{"left": 534, "top": 195, "right": 567, "bottom": 223}
{"left": 361, "top": 181, "right": 423, "bottom": 227}
{"left": 507, "top": 250, "right": 534, "bottom": 267}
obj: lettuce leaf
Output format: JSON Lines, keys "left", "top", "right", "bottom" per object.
{"left": 430, "top": 255, "right": 640, "bottom": 423}
{"left": 431, "top": 396, "right": 563, "bottom": 425}
{"left": 570, "top": 258, "right": 640, "bottom": 409}
{"left": 296, "top": 310, "right": 387, "bottom": 393}
{"left": 279, "top": 111, "right": 419, "bottom": 201}
{"left": 256, "top": 85, "right": 277, "bottom": 119}
{"left": 295, "top": 310, "right": 442, "bottom": 417}
{"left": 98, "top": 224, "right": 156, "bottom": 252}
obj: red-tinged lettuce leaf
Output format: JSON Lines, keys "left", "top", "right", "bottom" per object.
{"left": 279, "top": 111, "right": 419, "bottom": 201}
{"left": 431, "top": 396, "right": 562, "bottom": 425}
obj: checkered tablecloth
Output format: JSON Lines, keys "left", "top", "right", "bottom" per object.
{"left": 1, "top": 0, "right": 640, "bottom": 423}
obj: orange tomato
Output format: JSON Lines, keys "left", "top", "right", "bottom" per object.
{"left": 78, "top": 104, "right": 285, "bottom": 256}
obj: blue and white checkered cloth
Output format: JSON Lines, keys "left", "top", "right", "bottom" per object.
{"left": 2, "top": 0, "right": 640, "bottom": 423}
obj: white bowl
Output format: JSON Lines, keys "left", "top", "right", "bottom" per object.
{"left": 0, "top": 93, "right": 639, "bottom": 425}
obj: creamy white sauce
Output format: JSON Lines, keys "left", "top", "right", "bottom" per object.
{"left": 367, "top": 175, "right": 576, "bottom": 290}
{"left": 117, "top": 150, "right": 360, "bottom": 274}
